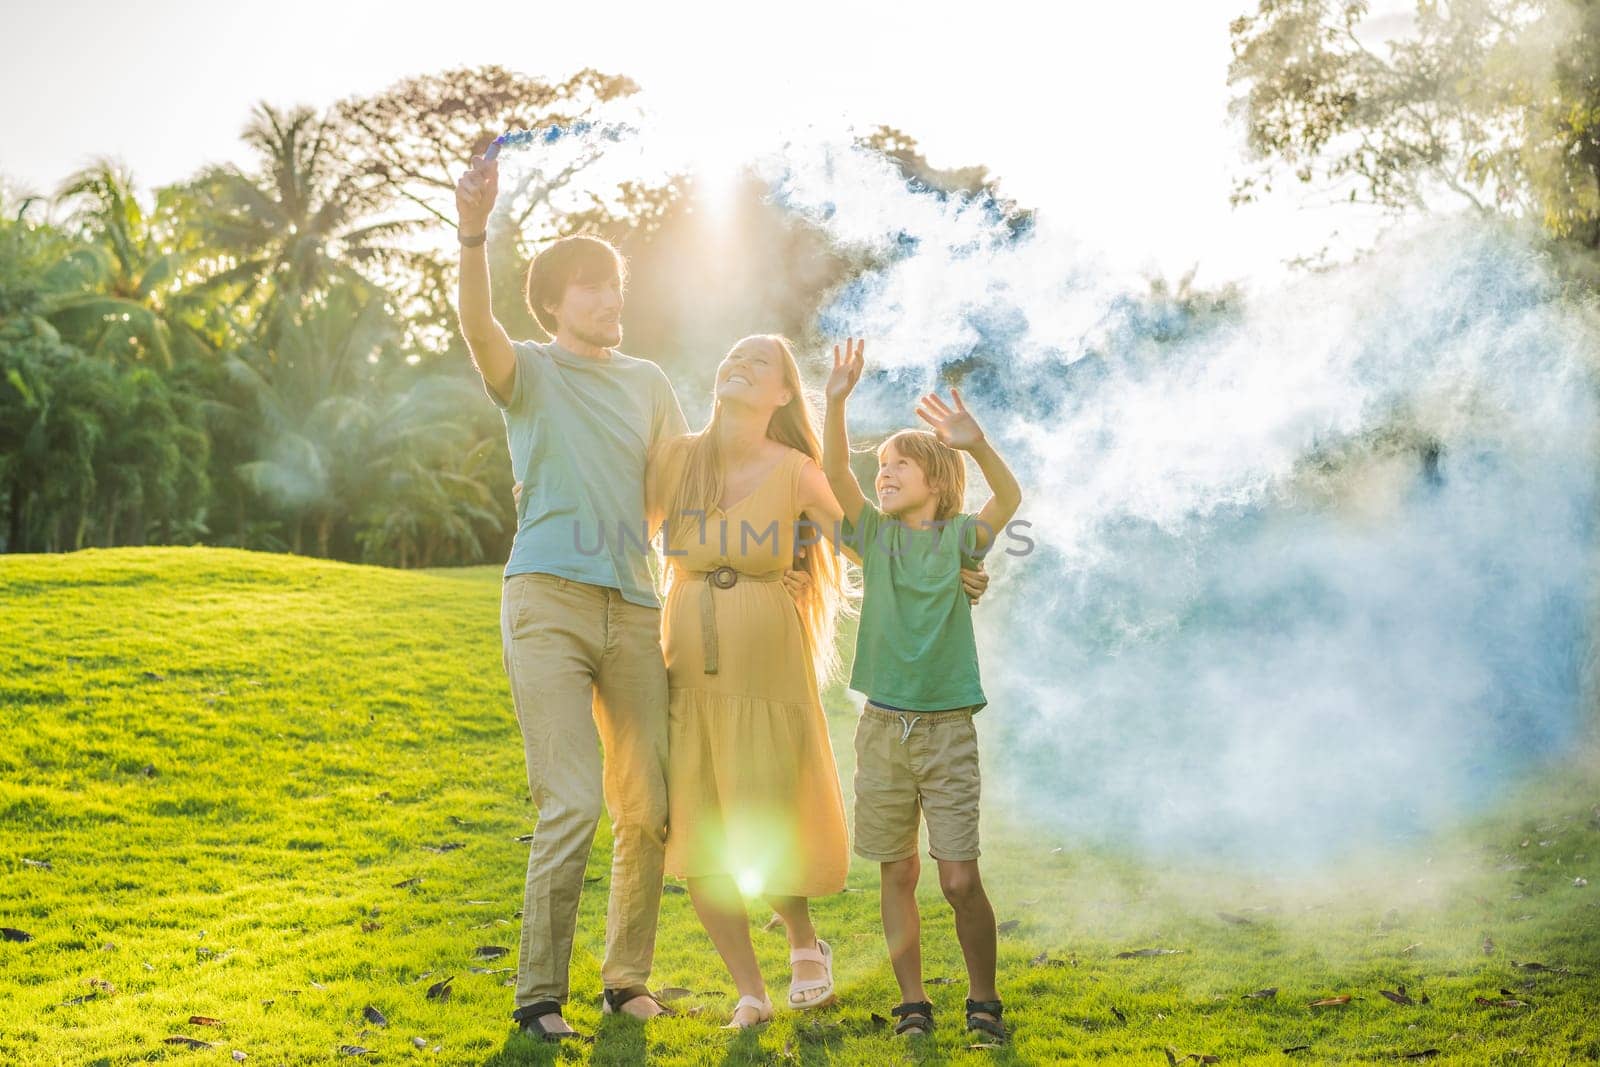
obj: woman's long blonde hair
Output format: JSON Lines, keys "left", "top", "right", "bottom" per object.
{"left": 665, "top": 334, "right": 854, "bottom": 682}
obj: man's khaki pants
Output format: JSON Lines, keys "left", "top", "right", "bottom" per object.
{"left": 500, "top": 572, "right": 669, "bottom": 1007}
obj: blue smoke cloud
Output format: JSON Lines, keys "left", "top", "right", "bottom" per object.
{"left": 761, "top": 141, "right": 1600, "bottom": 867}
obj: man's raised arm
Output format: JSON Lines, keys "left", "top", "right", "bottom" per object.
{"left": 454, "top": 152, "right": 516, "bottom": 404}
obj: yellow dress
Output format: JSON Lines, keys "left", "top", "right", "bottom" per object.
{"left": 652, "top": 440, "right": 849, "bottom": 897}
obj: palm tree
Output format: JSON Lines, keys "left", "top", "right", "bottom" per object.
{"left": 45, "top": 160, "right": 217, "bottom": 367}
{"left": 227, "top": 283, "right": 397, "bottom": 556}
{"left": 198, "top": 103, "right": 414, "bottom": 329}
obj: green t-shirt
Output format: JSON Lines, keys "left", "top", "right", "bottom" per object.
{"left": 492, "top": 340, "right": 688, "bottom": 607}
{"left": 842, "top": 500, "right": 988, "bottom": 713}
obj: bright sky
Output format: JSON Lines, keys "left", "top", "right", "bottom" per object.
{"left": 2, "top": 0, "right": 1388, "bottom": 285}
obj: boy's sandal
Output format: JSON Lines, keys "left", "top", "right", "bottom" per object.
{"left": 601, "top": 984, "right": 675, "bottom": 1017}
{"left": 787, "top": 938, "right": 836, "bottom": 1008}
{"left": 965, "top": 998, "right": 1007, "bottom": 1043}
{"left": 721, "top": 993, "right": 774, "bottom": 1030}
{"left": 512, "top": 1000, "right": 590, "bottom": 1043}
{"left": 891, "top": 1000, "right": 935, "bottom": 1035}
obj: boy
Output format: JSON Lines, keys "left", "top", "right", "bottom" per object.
{"left": 822, "top": 337, "right": 1024, "bottom": 1042}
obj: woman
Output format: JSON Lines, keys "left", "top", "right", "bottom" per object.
{"left": 646, "top": 334, "right": 853, "bottom": 1028}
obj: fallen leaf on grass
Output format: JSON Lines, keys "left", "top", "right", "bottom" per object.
{"left": 1379, "top": 988, "right": 1415, "bottom": 1006}
{"left": 1216, "top": 911, "right": 1254, "bottom": 925}
{"left": 189, "top": 1015, "right": 223, "bottom": 1026}
{"left": 360, "top": 922, "right": 381, "bottom": 933}
{"left": 1473, "top": 996, "right": 1528, "bottom": 1009}
{"left": 1242, "top": 988, "right": 1277, "bottom": 999}
{"left": 2, "top": 927, "right": 34, "bottom": 942}
{"left": 412, "top": 1037, "right": 428, "bottom": 1049}
{"left": 1400, "top": 1050, "right": 1440, "bottom": 1060}
{"left": 1163, "top": 1046, "right": 1220, "bottom": 1064}
{"left": 1309, "top": 996, "right": 1352, "bottom": 1007}
{"left": 22, "top": 858, "right": 51, "bottom": 870}
{"left": 362, "top": 1005, "right": 388, "bottom": 1027}
{"left": 163, "top": 1037, "right": 215, "bottom": 1050}
{"left": 421, "top": 842, "right": 464, "bottom": 853}
{"left": 88, "top": 978, "right": 115, "bottom": 994}
{"left": 1111, "top": 1005, "right": 1126, "bottom": 1023}
{"left": 997, "top": 919, "right": 1021, "bottom": 934}
{"left": 662, "top": 883, "right": 687, "bottom": 895}
{"left": 870, "top": 1012, "right": 888, "bottom": 1029}
{"left": 338, "top": 1047, "right": 371, "bottom": 1057}
{"left": 392, "top": 877, "right": 421, "bottom": 889}
{"left": 1482, "top": 935, "right": 1495, "bottom": 955}
{"left": 474, "top": 945, "right": 510, "bottom": 960}
{"left": 61, "top": 994, "right": 96, "bottom": 1006}
{"left": 1401, "top": 943, "right": 1422, "bottom": 955}
{"left": 426, "top": 977, "right": 454, "bottom": 1001}
{"left": 1512, "top": 960, "right": 1587, "bottom": 975}
{"left": 514, "top": 833, "right": 534, "bottom": 843}
{"left": 231, "top": 1053, "right": 247, "bottom": 1062}
{"left": 655, "top": 987, "right": 692, "bottom": 1001}
{"left": 928, "top": 976, "right": 958, "bottom": 985}
{"left": 1116, "top": 948, "right": 1182, "bottom": 958}
{"left": 1282, "top": 1046, "right": 1311, "bottom": 1053}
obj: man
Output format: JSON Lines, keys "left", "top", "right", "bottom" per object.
{"left": 455, "top": 151, "right": 683, "bottom": 1041}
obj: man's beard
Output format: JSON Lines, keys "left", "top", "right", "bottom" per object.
{"left": 573, "top": 321, "right": 622, "bottom": 349}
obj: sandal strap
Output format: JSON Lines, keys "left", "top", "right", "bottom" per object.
{"left": 512, "top": 999, "right": 565, "bottom": 1023}
{"left": 733, "top": 994, "right": 771, "bottom": 1014}
{"left": 604, "top": 984, "right": 674, "bottom": 1015}
{"left": 966, "top": 998, "right": 1004, "bottom": 1018}
{"left": 789, "top": 939, "right": 829, "bottom": 966}
{"left": 891, "top": 1001, "right": 935, "bottom": 1018}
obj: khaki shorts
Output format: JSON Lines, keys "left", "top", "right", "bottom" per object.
{"left": 852, "top": 702, "right": 982, "bottom": 862}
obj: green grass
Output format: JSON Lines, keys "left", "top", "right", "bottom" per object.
{"left": 2, "top": 547, "right": 1598, "bottom": 1065}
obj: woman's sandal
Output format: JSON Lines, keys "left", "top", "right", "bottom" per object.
{"left": 787, "top": 938, "right": 836, "bottom": 1009}
{"left": 890, "top": 1000, "right": 935, "bottom": 1036}
{"left": 601, "top": 985, "right": 675, "bottom": 1018}
{"left": 511, "top": 1000, "right": 590, "bottom": 1043}
{"left": 721, "top": 993, "right": 774, "bottom": 1030}
{"left": 965, "top": 998, "right": 1008, "bottom": 1043}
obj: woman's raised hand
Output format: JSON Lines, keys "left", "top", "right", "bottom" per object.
{"left": 825, "top": 337, "right": 865, "bottom": 403}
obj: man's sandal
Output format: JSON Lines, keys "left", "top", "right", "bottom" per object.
{"left": 512, "top": 1000, "right": 589, "bottom": 1043}
{"left": 965, "top": 998, "right": 1007, "bottom": 1043}
{"left": 601, "top": 985, "right": 675, "bottom": 1018}
{"left": 787, "top": 938, "right": 836, "bottom": 1008}
{"left": 890, "top": 1001, "right": 935, "bottom": 1036}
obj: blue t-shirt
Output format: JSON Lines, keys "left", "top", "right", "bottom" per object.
{"left": 491, "top": 340, "right": 688, "bottom": 607}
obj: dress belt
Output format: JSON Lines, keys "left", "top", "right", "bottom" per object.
{"left": 685, "top": 565, "right": 784, "bottom": 675}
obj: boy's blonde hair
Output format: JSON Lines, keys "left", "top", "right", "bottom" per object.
{"left": 878, "top": 430, "right": 966, "bottom": 521}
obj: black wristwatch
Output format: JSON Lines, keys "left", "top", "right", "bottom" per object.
{"left": 458, "top": 230, "right": 487, "bottom": 247}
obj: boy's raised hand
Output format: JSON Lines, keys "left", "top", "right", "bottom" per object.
{"left": 915, "top": 388, "right": 986, "bottom": 451}
{"left": 825, "top": 337, "right": 865, "bottom": 403}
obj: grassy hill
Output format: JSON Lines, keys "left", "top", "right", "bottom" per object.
{"left": 2, "top": 548, "right": 1598, "bottom": 1064}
